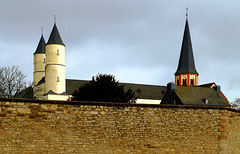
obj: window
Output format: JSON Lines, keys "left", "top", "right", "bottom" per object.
{"left": 57, "top": 49, "right": 59, "bottom": 55}
{"left": 191, "top": 79, "right": 194, "bottom": 85}
{"left": 57, "top": 77, "right": 60, "bottom": 82}
{"left": 177, "top": 80, "right": 180, "bottom": 86}
{"left": 43, "top": 58, "right": 46, "bottom": 63}
{"left": 183, "top": 79, "right": 187, "bottom": 86}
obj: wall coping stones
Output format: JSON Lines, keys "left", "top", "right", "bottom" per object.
{"left": 0, "top": 97, "right": 239, "bottom": 113}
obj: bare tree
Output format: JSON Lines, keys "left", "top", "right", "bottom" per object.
{"left": 0, "top": 66, "right": 27, "bottom": 98}
{"left": 231, "top": 98, "right": 240, "bottom": 110}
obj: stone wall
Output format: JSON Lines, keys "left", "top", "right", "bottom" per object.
{"left": 0, "top": 98, "right": 239, "bottom": 153}
{"left": 221, "top": 109, "right": 240, "bottom": 153}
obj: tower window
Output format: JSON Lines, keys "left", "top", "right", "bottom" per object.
{"left": 57, "top": 49, "right": 59, "bottom": 55}
{"left": 183, "top": 79, "right": 187, "bottom": 86}
{"left": 177, "top": 80, "right": 180, "bottom": 86}
{"left": 191, "top": 79, "right": 194, "bottom": 85}
{"left": 57, "top": 77, "right": 60, "bottom": 82}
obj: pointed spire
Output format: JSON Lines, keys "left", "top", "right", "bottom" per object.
{"left": 46, "top": 19, "right": 65, "bottom": 46}
{"left": 175, "top": 13, "right": 198, "bottom": 75}
{"left": 34, "top": 32, "right": 46, "bottom": 55}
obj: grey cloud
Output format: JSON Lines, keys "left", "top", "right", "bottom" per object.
{"left": 0, "top": 0, "right": 239, "bottom": 102}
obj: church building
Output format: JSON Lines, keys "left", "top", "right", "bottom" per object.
{"left": 33, "top": 21, "right": 69, "bottom": 101}
{"left": 161, "top": 11, "right": 229, "bottom": 106}
{"left": 33, "top": 20, "right": 167, "bottom": 103}
{"left": 32, "top": 11, "right": 229, "bottom": 106}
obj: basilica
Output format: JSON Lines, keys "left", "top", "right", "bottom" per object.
{"left": 32, "top": 13, "right": 229, "bottom": 106}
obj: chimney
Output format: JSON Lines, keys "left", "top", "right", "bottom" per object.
{"left": 213, "top": 85, "right": 221, "bottom": 92}
{"left": 167, "top": 82, "right": 176, "bottom": 92}
{"left": 166, "top": 82, "right": 176, "bottom": 105}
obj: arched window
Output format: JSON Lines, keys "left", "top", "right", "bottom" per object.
{"left": 177, "top": 80, "right": 180, "bottom": 86}
{"left": 191, "top": 79, "right": 194, "bottom": 85}
{"left": 183, "top": 79, "right": 187, "bottom": 86}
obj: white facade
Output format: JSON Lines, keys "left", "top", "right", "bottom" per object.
{"left": 33, "top": 42, "right": 46, "bottom": 99}
{"left": 44, "top": 94, "right": 70, "bottom": 101}
{"left": 136, "top": 99, "right": 161, "bottom": 104}
{"left": 33, "top": 54, "right": 45, "bottom": 86}
{"left": 44, "top": 44, "right": 66, "bottom": 94}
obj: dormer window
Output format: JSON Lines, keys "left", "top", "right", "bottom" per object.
{"left": 205, "top": 98, "right": 209, "bottom": 104}
{"left": 137, "top": 89, "right": 142, "bottom": 93}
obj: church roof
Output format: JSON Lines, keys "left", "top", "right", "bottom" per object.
{"left": 34, "top": 34, "right": 46, "bottom": 54}
{"left": 44, "top": 90, "right": 68, "bottom": 96}
{"left": 175, "top": 19, "right": 198, "bottom": 75}
{"left": 32, "top": 78, "right": 167, "bottom": 100}
{"left": 161, "top": 86, "right": 229, "bottom": 106}
{"left": 46, "top": 23, "right": 65, "bottom": 46}
{"left": 66, "top": 79, "right": 167, "bottom": 100}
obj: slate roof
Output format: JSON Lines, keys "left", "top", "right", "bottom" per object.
{"left": 46, "top": 23, "right": 65, "bottom": 46}
{"left": 33, "top": 34, "right": 46, "bottom": 54}
{"left": 35, "top": 77, "right": 45, "bottom": 86}
{"left": 161, "top": 86, "right": 229, "bottom": 106}
{"left": 32, "top": 79, "right": 167, "bottom": 100}
{"left": 66, "top": 79, "right": 167, "bottom": 100}
{"left": 44, "top": 90, "right": 69, "bottom": 96}
{"left": 175, "top": 19, "right": 198, "bottom": 75}
{"left": 14, "top": 86, "right": 33, "bottom": 98}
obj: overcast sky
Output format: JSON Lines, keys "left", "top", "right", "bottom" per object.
{"left": 0, "top": 1, "right": 239, "bottom": 102}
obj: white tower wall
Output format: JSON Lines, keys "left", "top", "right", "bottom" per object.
{"left": 44, "top": 44, "right": 66, "bottom": 94}
{"left": 33, "top": 54, "right": 45, "bottom": 85}
{"left": 33, "top": 53, "right": 46, "bottom": 99}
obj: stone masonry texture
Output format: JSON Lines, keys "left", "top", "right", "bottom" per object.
{"left": 0, "top": 98, "right": 239, "bottom": 153}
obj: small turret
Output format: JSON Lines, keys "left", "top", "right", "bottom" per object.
{"left": 33, "top": 33, "right": 46, "bottom": 98}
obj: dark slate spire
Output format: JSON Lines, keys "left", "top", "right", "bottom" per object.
{"left": 175, "top": 18, "right": 198, "bottom": 75}
{"left": 34, "top": 34, "right": 46, "bottom": 55}
{"left": 46, "top": 23, "right": 65, "bottom": 46}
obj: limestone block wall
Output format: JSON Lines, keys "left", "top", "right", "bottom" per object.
{"left": 0, "top": 98, "right": 239, "bottom": 153}
{"left": 221, "top": 109, "right": 240, "bottom": 153}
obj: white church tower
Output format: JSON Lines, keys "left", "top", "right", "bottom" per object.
{"left": 33, "top": 20, "right": 69, "bottom": 100}
{"left": 33, "top": 33, "right": 46, "bottom": 99}
{"left": 43, "top": 21, "right": 69, "bottom": 100}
